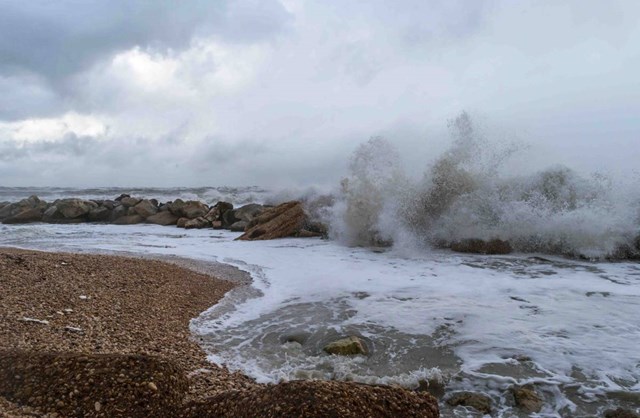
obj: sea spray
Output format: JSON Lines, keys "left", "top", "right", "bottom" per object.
{"left": 332, "top": 112, "right": 640, "bottom": 259}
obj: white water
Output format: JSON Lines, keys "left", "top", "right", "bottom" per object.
{"left": 1, "top": 222, "right": 639, "bottom": 417}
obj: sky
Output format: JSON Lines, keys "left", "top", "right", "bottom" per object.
{"left": 0, "top": 0, "right": 639, "bottom": 187}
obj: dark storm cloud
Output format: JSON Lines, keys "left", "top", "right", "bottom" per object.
{"left": 0, "top": 0, "right": 291, "bottom": 80}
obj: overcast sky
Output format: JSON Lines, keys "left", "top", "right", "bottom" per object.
{"left": 0, "top": 0, "right": 638, "bottom": 187}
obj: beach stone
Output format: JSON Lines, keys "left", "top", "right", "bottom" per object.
{"left": 450, "top": 238, "right": 512, "bottom": 255}
{"left": 182, "top": 201, "right": 208, "bottom": 219}
{"left": 57, "top": 199, "right": 94, "bottom": 219}
{"left": 237, "top": 201, "right": 308, "bottom": 241}
{"left": 146, "top": 211, "right": 179, "bottom": 226}
{"left": 512, "top": 385, "right": 543, "bottom": 413}
{"left": 0, "top": 351, "right": 187, "bottom": 418}
{"left": 120, "top": 196, "right": 142, "bottom": 208}
{"left": 323, "top": 336, "right": 367, "bottom": 356}
{"left": 234, "top": 204, "right": 265, "bottom": 222}
{"left": 229, "top": 221, "right": 248, "bottom": 232}
{"left": 181, "top": 380, "right": 438, "bottom": 418}
{"left": 184, "top": 217, "right": 210, "bottom": 229}
{"left": 88, "top": 206, "right": 111, "bottom": 222}
{"left": 446, "top": 391, "right": 492, "bottom": 414}
{"left": 605, "top": 408, "right": 639, "bottom": 418}
{"left": 113, "top": 214, "right": 144, "bottom": 225}
{"left": 134, "top": 200, "right": 158, "bottom": 218}
{"left": 2, "top": 208, "right": 43, "bottom": 224}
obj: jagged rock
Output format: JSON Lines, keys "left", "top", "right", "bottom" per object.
{"left": 134, "top": 200, "right": 158, "bottom": 218}
{"left": 512, "top": 386, "right": 543, "bottom": 413}
{"left": 120, "top": 196, "right": 141, "bottom": 208}
{"left": 229, "top": 221, "right": 248, "bottom": 232}
{"left": 176, "top": 217, "right": 189, "bottom": 228}
{"left": 234, "top": 203, "right": 265, "bottom": 222}
{"left": 0, "top": 196, "right": 46, "bottom": 220}
{"left": 605, "top": 408, "right": 639, "bottom": 418}
{"left": 168, "top": 199, "right": 185, "bottom": 216}
{"left": 184, "top": 217, "right": 210, "bottom": 229}
{"left": 446, "top": 391, "right": 492, "bottom": 414}
{"left": 113, "top": 215, "right": 144, "bottom": 225}
{"left": 204, "top": 201, "right": 234, "bottom": 222}
{"left": 88, "top": 206, "right": 111, "bottom": 222}
{"left": 57, "top": 199, "right": 94, "bottom": 219}
{"left": 222, "top": 209, "right": 239, "bottom": 228}
{"left": 237, "top": 201, "right": 307, "bottom": 241}
{"left": 450, "top": 238, "right": 512, "bottom": 255}
{"left": 182, "top": 201, "right": 208, "bottom": 219}
{"left": 323, "top": 336, "right": 368, "bottom": 356}
{"left": 2, "top": 208, "right": 43, "bottom": 224}
{"left": 146, "top": 211, "right": 179, "bottom": 226}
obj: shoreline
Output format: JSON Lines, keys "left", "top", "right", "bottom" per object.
{"left": 0, "top": 247, "right": 439, "bottom": 417}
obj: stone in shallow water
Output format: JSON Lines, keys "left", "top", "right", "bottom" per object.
{"left": 446, "top": 391, "right": 492, "bottom": 415}
{"left": 323, "top": 336, "right": 368, "bottom": 356}
{"left": 511, "top": 385, "right": 543, "bottom": 413}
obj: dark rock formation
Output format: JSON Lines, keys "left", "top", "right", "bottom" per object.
{"left": 237, "top": 201, "right": 307, "bottom": 241}
{"left": 450, "top": 238, "right": 512, "bottom": 255}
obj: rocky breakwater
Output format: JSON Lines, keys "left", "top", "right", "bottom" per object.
{"left": 0, "top": 194, "right": 328, "bottom": 240}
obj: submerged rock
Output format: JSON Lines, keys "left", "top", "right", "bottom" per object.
{"left": 446, "top": 391, "right": 492, "bottom": 415}
{"left": 323, "top": 336, "right": 368, "bottom": 356}
{"left": 605, "top": 408, "right": 639, "bottom": 418}
{"left": 511, "top": 385, "right": 543, "bottom": 413}
{"left": 237, "top": 201, "right": 307, "bottom": 241}
{"left": 450, "top": 238, "right": 512, "bottom": 255}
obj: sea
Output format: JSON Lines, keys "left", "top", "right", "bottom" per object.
{"left": 1, "top": 122, "right": 639, "bottom": 417}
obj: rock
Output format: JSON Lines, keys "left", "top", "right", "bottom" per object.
{"left": 417, "top": 378, "right": 446, "bottom": 399}
{"left": 134, "top": 200, "right": 158, "bottom": 218}
{"left": 446, "top": 391, "right": 492, "bottom": 415}
{"left": 221, "top": 209, "right": 239, "bottom": 228}
{"left": 148, "top": 382, "right": 158, "bottom": 391}
{"left": 128, "top": 206, "right": 138, "bottom": 216}
{"left": 0, "top": 195, "right": 46, "bottom": 220}
{"left": 113, "top": 215, "right": 144, "bottom": 225}
{"left": 211, "top": 220, "right": 223, "bottom": 229}
{"left": 605, "top": 408, "right": 639, "bottom": 418}
{"left": 167, "top": 199, "right": 186, "bottom": 216}
{"left": 237, "top": 201, "right": 308, "bottom": 241}
{"left": 512, "top": 386, "right": 543, "bottom": 413}
{"left": 114, "top": 193, "right": 130, "bottom": 201}
{"left": 229, "top": 221, "right": 248, "bottom": 232}
{"left": 120, "top": 196, "right": 142, "bottom": 208}
{"left": 297, "top": 229, "right": 324, "bottom": 238}
{"left": 234, "top": 203, "right": 265, "bottom": 222}
{"left": 88, "top": 206, "right": 111, "bottom": 222}
{"left": 57, "top": 199, "right": 93, "bottom": 219}
{"left": 101, "top": 200, "right": 116, "bottom": 210}
{"left": 450, "top": 238, "right": 512, "bottom": 255}
{"left": 110, "top": 204, "right": 128, "bottom": 221}
{"left": 304, "top": 220, "right": 329, "bottom": 237}
{"left": 323, "top": 336, "right": 368, "bottom": 356}
{"left": 177, "top": 218, "right": 189, "bottom": 228}
{"left": 182, "top": 201, "right": 208, "bottom": 219}
{"left": 184, "top": 217, "right": 210, "bottom": 229}
{"left": 146, "top": 211, "right": 179, "bottom": 226}
{"left": 182, "top": 380, "right": 439, "bottom": 418}
{"left": 204, "top": 201, "right": 234, "bottom": 222}
{"left": 2, "top": 208, "right": 43, "bottom": 224}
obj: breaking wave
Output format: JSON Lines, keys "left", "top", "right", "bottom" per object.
{"left": 331, "top": 112, "right": 640, "bottom": 259}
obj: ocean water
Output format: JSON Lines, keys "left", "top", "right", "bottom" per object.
{"left": 1, "top": 221, "right": 638, "bottom": 417}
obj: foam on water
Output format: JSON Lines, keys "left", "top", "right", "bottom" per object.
{"left": 1, "top": 222, "right": 639, "bottom": 416}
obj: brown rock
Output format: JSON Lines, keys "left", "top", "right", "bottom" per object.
{"left": 229, "top": 221, "right": 248, "bottom": 232}
{"left": 176, "top": 217, "right": 189, "bottom": 228}
{"left": 134, "top": 200, "right": 158, "bottom": 218}
{"left": 512, "top": 385, "right": 543, "bottom": 413}
{"left": 323, "top": 336, "right": 368, "bottom": 356}
{"left": 450, "top": 238, "right": 512, "bottom": 255}
{"left": 57, "top": 199, "right": 94, "bottom": 219}
{"left": 236, "top": 201, "right": 307, "bottom": 241}
{"left": 2, "top": 208, "right": 43, "bottom": 224}
{"left": 211, "top": 220, "right": 223, "bottom": 229}
{"left": 88, "top": 206, "right": 111, "bottom": 222}
{"left": 146, "top": 211, "right": 179, "bottom": 226}
{"left": 182, "top": 201, "right": 209, "bottom": 219}
{"left": 184, "top": 217, "right": 210, "bottom": 229}
{"left": 167, "top": 199, "right": 186, "bottom": 216}
{"left": 113, "top": 215, "right": 144, "bottom": 225}
{"left": 120, "top": 197, "right": 142, "bottom": 208}
{"left": 204, "top": 202, "right": 234, "bottom": 222}
{"left": 605, "top": 408, "right": 639, "bottom": 418}
{"left": 446, "top": 391, "right": 492, "bottom": 414}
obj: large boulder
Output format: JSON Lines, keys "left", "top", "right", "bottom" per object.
{"left": 234, "top": 203, "right": 265, "bottom": 222}
{"left": 88, "top": 206, "right": 111, "bottom": 222}
{"left": 120, "top": 196, "right": 142, "bottom": 208}
{"left": 323, "top": 336, "right": 368, "bottom": 356}
{"left": 113, "top": 214, "right": 144, "bottom": 225}
{"left": 182, "top": 201, "right": 208, "bottom": 219}
{"left": 450, "top": 238, "right": 512, "bottom": 255}
{"left": 2, "top": 208, "right": 43, "bottom": 224}
{"left": 182, "top": 380, "right": 438, "bottom": 418}
{"left": 110, "top": 204, "right": 128, "bottom": 222}
{"left": 0, "top": 196, "right": 46, "bottom": 220}
{"left": 229, "top": 221, "right": 248, "bottom": 232}
{"left": 236, "top": 201, "right": 308, "bottom": 241}
{"left": 56, "top": 199, "right": 94, "bottom": 219}
{"left": 167, "top": 199, "right": 186, "bottom": 216}
{"left": 221, "top": 209, "right": 239, "bottom": 228}
{"left": 204, "top": 201, "right": 234, "bottom": 222}
{"left": 146, "top": 211, "right": 179, "bottom": 226}
{"left": 184, "top": 217, "right": 210, "bottom": 229}
{"left": 134, "top": 199, "right": 158, "bottom": 218}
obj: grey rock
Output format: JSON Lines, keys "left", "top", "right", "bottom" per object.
{"left": 234, "top": 203, "right": 265, "bottom": 222}
{"left": 88, "top": 207, "right": 111, "bottom": 222}
{"left": 110, "top": 205, "right": 128, "bottom": 221}
{"left": 2, "top": 208, "right": 43, "bottom": 224}
{"left": 113, "top": 214, "right": 144, "bottom": 225}
{"left": 57, "top": 199, "right": 93, "bottom": 219}
{"left": 120, "top": 196, "right": 141, "bottom": 208}
{"left": 446, "top": 392, "right": 492, "bottom": 415}
{"left": 134, "top": 200, "right": 158, "bottom": 218}
{"left": 229, "top": 221, "right": 248, "bottom": 232}
{"left": 146, "top": 211, "right": 179, "bottom": 226}
{"left": 222, "top": 209, "right": 239, "bottom": 228}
